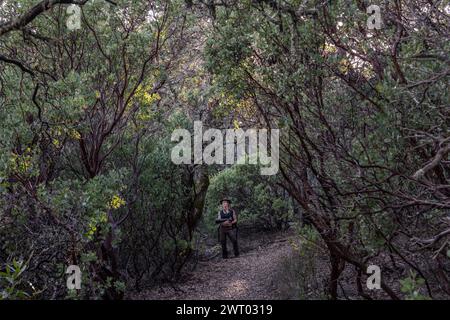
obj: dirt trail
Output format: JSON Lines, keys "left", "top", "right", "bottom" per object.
{"left": 135, "top": 232, "right": 295, "bottom": 300}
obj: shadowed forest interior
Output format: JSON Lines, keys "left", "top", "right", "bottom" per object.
{"left": 0, "top": 0, "right": 449, "bottom": 300}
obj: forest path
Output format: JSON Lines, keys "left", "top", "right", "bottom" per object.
{"left": 135, "top": 231, "right": 295, "bottom": 300}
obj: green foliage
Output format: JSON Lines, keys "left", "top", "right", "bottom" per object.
{"left": 205, "top": 164, "right": 291, "bottom": 232}
{"left": 0, "top": 0, "right": 197, "bottom": 298}
{"left": 0, "top": 0, "right": 448, "bottom": 300}
{"left": 275, "top": 225, "right": 326, "bottom": 299}
{"left": 0, "top": 258, "right": 40, "bottom": 300}
{"left": 203, "top": 0, "right": 449, "bottom": 300}
{"left": 400, "top": 271, "right": 430, "bottom": 300}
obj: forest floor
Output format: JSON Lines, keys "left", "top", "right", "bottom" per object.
{"left": 129, "top": 227, "right": 417, "bottom": 300}
{"left": 133, "top": 229, "right": 296, "bottom": 300}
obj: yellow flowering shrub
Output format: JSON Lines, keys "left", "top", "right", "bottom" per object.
{"left": 109, "top": 195, "right": 126, "bottom": 209}
{"left": 9, "top": 148, "right": 33, "bottom": 174}
{"left": 84, "top": 212, "right": 108, "bottom": 240}
{"left": 69, "top": 129, "right": 82, "bottom": 140}
{"left": 134, "top": 84, "right": 161, "bottom": 106}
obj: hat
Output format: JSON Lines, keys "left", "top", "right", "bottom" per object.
{"left": 219, "top": 198, "right": 231, "bottom": 204}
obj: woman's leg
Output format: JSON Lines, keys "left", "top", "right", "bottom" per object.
{"left": 227, "top": 229, "right": 239, "bottom": 257}
{"left": 220, "top": 227, "right": 228, "bottom": 258}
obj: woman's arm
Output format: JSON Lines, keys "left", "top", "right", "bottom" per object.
{"left": 215, "top": 211, "right": 225, "bottom": 224}
{"left": 231, "top": 210, "right": 237, "bottom": 225}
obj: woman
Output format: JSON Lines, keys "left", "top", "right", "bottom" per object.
{"left": 215, "top": 198, "right": 239, "bottom": 259}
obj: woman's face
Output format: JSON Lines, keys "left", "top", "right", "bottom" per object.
{"left": 222, "top": 201, "right": 229, "bottom": 211}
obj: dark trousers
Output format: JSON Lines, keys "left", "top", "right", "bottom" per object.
{"left": 219, "top": 226, "right": 239, "bottom": 258}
